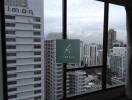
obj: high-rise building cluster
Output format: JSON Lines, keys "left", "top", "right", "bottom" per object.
{"left": 44, "top": 29, "right": 127, "bottom": 99}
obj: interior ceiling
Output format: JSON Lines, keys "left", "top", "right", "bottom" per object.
{"left": 96, "top": 0, "right": 132, "bottom": 7}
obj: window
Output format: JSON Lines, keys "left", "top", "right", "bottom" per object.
{"left": 8, "top": 88, "right": 17, "bottom": 92}
{"left": 6, "top": 45, "right": 16, "bottom": 49}
{"left": 34, "top": 17, "right": 41, "bottom": 22}
{"left": 7, "top": 81, "right": 17, "bottom": 85}
{"left": 34, "top": 77, "right": 41, "bottom": 81}
{"left": 34, "top": 58, "right": 41, "bottom": 62}
{"left": 5, "top": 23, "right": 15, "bottom": 27}
{"left": 34, "top": 83, "right": 41, "bottom": 88}
{"left": 8, "top": 95, "right": 17, "bottom": 99}
{"left": 6, "top": 31, "right": 15, "bottom": 34}
{"left": 107, "top": 4, "right": 127, "bottom": 88}
{"left": 34, "top": 38, "right": 41, "bottom": 42}
{"left": 7, "top": 67, "right": 16, "bottom": 71}
{"left": 34, "top": 65, "right": 41, "bottom": 68}
{"left": 34, "top": 96, "right": 41, "bottom": 100}
{"left": 34, "top": 71, "right": 41, "bottom": 75}
{"left": 34, "top": 45, "right": 41, "bottom": 49}
{"left": 34, "top": 90, "right": 41, "bottom": 94}
{"left": 5, "top": 15, "right": 15, "bottom": 19}
{"left": 34, "top": 31, "right": 41, "bottom": 35}
{"left": 34, "top": 52, "right": 41, "bottom": 55}
{"left": 6, "top": 38, "right": 16, "bottom": 42}
{"left": 7, "top": 60, "right": 16, "bottom": 64}
{"left": 7, "top": 74, "right": 16, "bottom": 78}
{"left": 7, "top": 52, "right": 16, "bottom": 56}
{"left": 0, "top": 0, "right": 128, "bottom": 100}
{"left": 34, "top": 24, "right": 41, "bottom": 29}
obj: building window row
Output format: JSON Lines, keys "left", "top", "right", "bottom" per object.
{"left": 7, "top": 81, "right": 17, "bottom": 85}
{"left": 34, "top": 77, "right": 41, "bottom": 81}
{"left": 34, "top": 31, "right": 41, "bottom": 35}
{"left": 34, "top": 65, "right": 41, "bottom": 68}
{"left": 7, "top": 60, "right": 16, "bottom": 64}
{"left": 8, "top": 95, "right": 17, "bottom": 99}
{"left": 34, "top": 45, "right": 41, "bottom": 49}
{"left": 34, "top": 58, "right": 41, "bottom": 62}
{"left": 7, "top": 67, "right": 16, "bottom": 71}
{"left": 7, "top": 74, "right": 16, "bottom": 78}
{"left": 34, "top": 17, "right": 41, "bottom": 22}
{"left": 6, "top": 30, "right": 15, "bottom": 34}
{"left": 34, "top": 71, "right": 41, "bottom": 75}
{"left": 5, "top": 23, "right": 15, "bottom": 27}
{"left": 6, "top": 45, "right": 16, "bottom": 49}
{"left": 34, "top": 51, "right": 41, "bottom": 55}
{"left": 5, "top": 15, "right": 15, "bottom": 19}
{"left": 33, "top": 24, "right": 41, "bottom": 29}
{"left": 6, "top": 38, "right": 16, "bottom": 42}
{"left": 34, "top": 38, "right": 41, "bottom": 42}
{"left": 7, "top": 52, "right": 16, "bottom": 56}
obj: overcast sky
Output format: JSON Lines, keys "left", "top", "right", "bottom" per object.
{"left": 44, "top": 0, "right": 127, "bottom": 44}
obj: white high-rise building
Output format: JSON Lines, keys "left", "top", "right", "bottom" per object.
{"left": 44, "top": 40, "right": 63, "bottom": 100}
{"left": 67, "top": 71, "right": 87, "bottom": 96}
{"left": 83, "top": 44, "right": 98, "bottom": 66}
{"left": 109, "top": 47, "right": 127, "bottom": 80}
{"left": 44, "top": 39, "right": 83, "bottom": 100}
{"left": 5, "top": 0, "right": 44, "bottom": 100}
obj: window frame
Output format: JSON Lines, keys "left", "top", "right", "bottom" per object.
{"left": 61, "top": 0, "right": 125, "bottom": 100}
{"left": 0, "top": 0, "right": 125, "bottom": 100}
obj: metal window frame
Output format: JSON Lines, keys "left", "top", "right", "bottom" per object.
{"left": 0, "top": 0, "right": 8, "bottom": 100}
{"left": 0, "top": 0, "right": 125, "bottom": 100}
{"left": 62, "top": 0, "right": 124, "bottom": 100}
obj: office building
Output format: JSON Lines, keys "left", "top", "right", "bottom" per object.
{"left": 67, "top": 71, "right": 87, "bottom": 96}
{"left": 108, "top": 29, "right": 117, "bottom": 49}
{"left": 5, "top": 0, "right": 44, "bottom": 99}
{"left": 109, "top": 47, "right": 127, "bottom": 81}
{"left": 83, "top": 44, "right": 98, "bottom": 66}
{"left": 44, "top": 39, "right": 83, "bottom": 100}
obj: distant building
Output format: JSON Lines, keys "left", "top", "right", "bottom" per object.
{"left": 44, "top": 40, "right": 83, "bottom": 100}
{"left": 108, "top": 29, "right": 116, "bottom": 49}
{"left": 109, "top": 47, "right": 127, "bottom": 81}
{"left": 83, "top": 44, "right": 98, "bottom": 66}
{"left": 46, "top": 33, "right": 62, "bottom": 40}
{"left": 67, "top": 71, "right": 87, "bottom": 96}
{"left": 97, "top": 50, "right": 103, "bottom": 65}
{"left": 112, "top": 40, "right": 124, "bottom": 47}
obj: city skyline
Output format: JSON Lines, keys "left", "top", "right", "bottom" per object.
{"left": 44, "top": 0, "right": 127, "bottom": 43}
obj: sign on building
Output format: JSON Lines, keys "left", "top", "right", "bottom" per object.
{"left": 56, "top": 39, "right": 80, "bottom": 63}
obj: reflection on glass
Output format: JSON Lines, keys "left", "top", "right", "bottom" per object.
{"left": 67, "top": 0, "right": 104, "bottom": 68}
{"left": 44, "top": 0, "right": 62, "bottom": 100}
{"left": 107, "top": 4, "right": 127, "bottom": 88}
{"left": 67, "top": 69, "right": 102, "bottom": 97}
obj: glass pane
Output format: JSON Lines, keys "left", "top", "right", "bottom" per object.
{"left": 107, "top": 4, "right": 127, "bottom": 88}
{"left": 67, "top": 68, "right": 102, "bottom": 97}
{"left": 44, "top": 0, "right": 62, "bottom": 100}
{"left": 4, "top": 0, "right": 44, "bottom": 100}
{"left": 67, "top": 0, "right": 104, "bottom": 68}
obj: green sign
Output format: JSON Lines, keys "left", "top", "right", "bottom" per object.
{"left": 56, "top": 39, "right": 80, "bottom": 63}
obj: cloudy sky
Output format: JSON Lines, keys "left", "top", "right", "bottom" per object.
{"left": 44, "top": 0, "right": 127, "bottom": 44}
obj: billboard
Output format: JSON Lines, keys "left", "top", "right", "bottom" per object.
{"left": 56, "top": 39, "right": 80, "bottom": 63}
